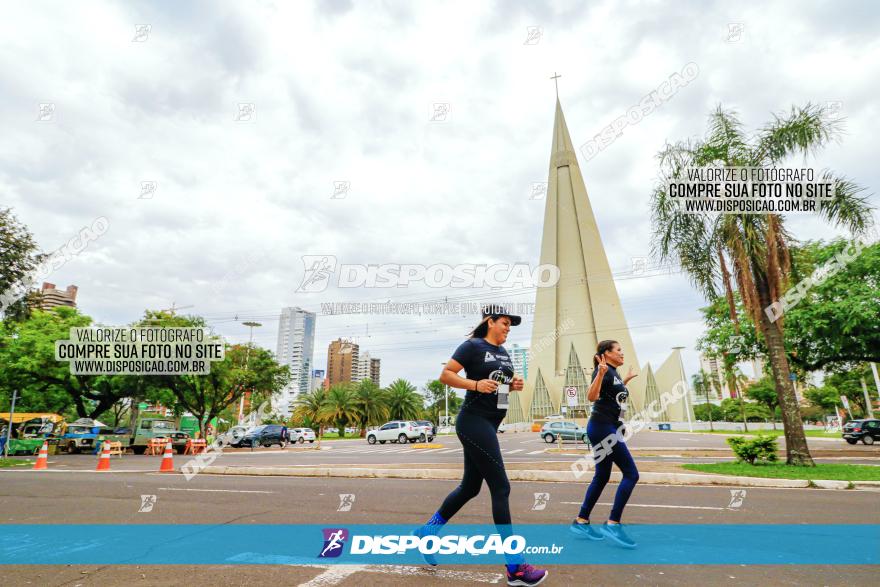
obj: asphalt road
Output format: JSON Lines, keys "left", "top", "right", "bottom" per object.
{"left": 1, "top": 467, "right": 878, "bottom": 586}
{"left": 17, "top": 430, "right": 878, "bottom": 472}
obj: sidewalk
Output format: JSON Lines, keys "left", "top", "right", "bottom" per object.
{"left": 200, "top": 460, "right": 880, "bottom": 491}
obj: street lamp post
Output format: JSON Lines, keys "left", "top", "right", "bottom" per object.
{"left": 440, "top": 363, "right": 448, "bottom": 429}
{"left": 239, "top": 322, "right": 262, "bottom": 424}
{"left": 672, "top": 346, "right": 694, "bottom": 432}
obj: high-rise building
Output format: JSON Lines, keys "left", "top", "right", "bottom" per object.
{"left": 699, "top": 354, "right": 730, "bottom": 398}
{"left": 355, "top": 351, "right": 382, "bottom": 387}
{"left": 274, "top": 307, "right": 316, "bottom": 416}
{"left": 311, "top": 369, "right": 326, "bottom": 392}
{"left": 36, "top": 282, "right": 78, "bottom": 310}
{"left": 327, "top": 339, "right": 359, "bottom": 385}
{"left": 508, "top": 344, "right": 529, "bottom": 381}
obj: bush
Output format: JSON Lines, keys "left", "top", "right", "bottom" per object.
{"left": 727, "top": 434, "right": 779, "bottom": 465}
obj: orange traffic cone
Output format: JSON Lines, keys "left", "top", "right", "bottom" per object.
{"left": 158, "top": 441, "right": 174, "bottom": 473}
{"left": 33, "top": 441, "right": 49, "bottom": 470}
{"left": 96, "top": 441, "right": 111, "bottom": 471}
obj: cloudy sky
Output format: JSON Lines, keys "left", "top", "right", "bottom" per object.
{"left": 2, "top": 0, "right": 877, "bottom": 393}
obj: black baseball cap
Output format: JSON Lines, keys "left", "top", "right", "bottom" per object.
{"left": 481, "top": 304, "right": 521, "bottom": 326}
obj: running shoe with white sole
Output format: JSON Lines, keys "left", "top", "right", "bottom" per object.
{"left": 506, "top": 563, "right": 548, "bottom": 586}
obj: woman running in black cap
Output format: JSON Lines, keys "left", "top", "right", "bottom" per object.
{"left": 415, "top": 305, "right": 548, "bottom": 586}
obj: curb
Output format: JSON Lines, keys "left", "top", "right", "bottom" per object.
{"left": 410, "top": 444, "right": 444, "bottom": 449}
{"left": 200, "top": 466, "right": 872, "bottom": 490}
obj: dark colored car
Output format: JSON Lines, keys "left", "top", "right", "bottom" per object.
{"left": 842, "top": 419, "right": 880, "bottom": 445}
{"left": 416, "top": 420, "right": 437, "bottom": 436}
{"left": 233, "top": 424, "right": 288, "bottom": 448}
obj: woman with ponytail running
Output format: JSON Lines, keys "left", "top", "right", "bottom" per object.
{"left": 569, "top": 339, "right": 640, "bottom": 548}
{"left": 415, "top": 305, "right": 548, "bottom": 586}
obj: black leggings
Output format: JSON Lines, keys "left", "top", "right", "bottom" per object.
{"left": 438, "top": 409, "right": 511, "bottom": 525}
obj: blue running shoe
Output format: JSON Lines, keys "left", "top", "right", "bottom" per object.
{"left": 569, "top": 519, "right": 604, "bottom": 540}
{"left": 603, "top": 522, "right": 637, "bottom": 549}
{"left": 412, "top": 525, "right": 438, "bottom": 566}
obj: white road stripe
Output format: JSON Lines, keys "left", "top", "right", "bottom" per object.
{"left": 300, "top": 565, "right": 366, "bottom": 586}
{"left": 505, "top": 449, "right": 524, "bottom": 454}
{"left": 561, "top": 501, "right": 726, "bottom": 510}
{"left": 528, "top": 450, "right": 545, "bottom": 455}
{"left": 158, "top": 487, "right": 274, "bottom": 494}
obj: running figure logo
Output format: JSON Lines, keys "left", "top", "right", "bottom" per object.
{"left": 531, "top": 492, "right": 550, "bottom": 510}
{"left": 297, "top": 255, "right": 338, "bottom": 292}
{"left": 138, "top": 494, "right": 157, "bottom": 513}
{"left": 727, "top": 489, "right": 747, "bottom": 509}
{"left": 337, "top": 493, "right": 355, "bottom": 512}
{"left": 318, "top": 528, "right": 349, "bottom": 558}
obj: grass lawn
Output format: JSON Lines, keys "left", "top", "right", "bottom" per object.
{"left": 690, "top": 429, "right": 839, "bottom": 438}
{"left": 0, "top": 458, "right": 31, "bottom": 468}
{"left": 682, "top": 462, "right": 880, "bottom": 481}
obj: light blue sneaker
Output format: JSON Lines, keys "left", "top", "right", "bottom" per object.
{"left": 603, "top": 522, "right": 637, "bottom": 549}
{"left": 569, "top": 519, "right": 604, "bottom": 540}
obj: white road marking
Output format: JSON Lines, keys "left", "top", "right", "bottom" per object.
{"left": 528, "top": 450, "right": 546, "bottom": 455}
{"left": 157, "top": 487, "right": 274, "bottom": 494}
{"left": 300, "top": 565, "right": 366, "bottom": 586}
{"left": 561, "top": 501, "right": 726, "bottom": 510}
{"left": 505, "top": 449, "right": 524, "bottom": 454}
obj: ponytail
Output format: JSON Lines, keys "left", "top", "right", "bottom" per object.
{"left": 593, "top": 340, "right": 619, "bottom": 367}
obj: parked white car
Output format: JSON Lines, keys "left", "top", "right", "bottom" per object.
{"left": 289, "top": 428, "right": 316, "bottom": 443}
{"left": 366, "top": 421, "right": 422, "bottom": 444}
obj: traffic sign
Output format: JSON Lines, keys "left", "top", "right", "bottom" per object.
{"left": 565, "top": 386, "right": 578, "bottom": 407}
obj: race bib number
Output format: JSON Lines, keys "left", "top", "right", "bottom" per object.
{"left": 496, "top": 384, "right": 509, "bottom": 409}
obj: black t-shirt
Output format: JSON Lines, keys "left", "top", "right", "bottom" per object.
{"left": 589, "top": 365, "right": 629, "bottom": 424}
{"left": 451, "top": 338, "right": 514, "bottom": 418}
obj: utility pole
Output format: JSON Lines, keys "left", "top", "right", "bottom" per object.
{"left": 239, "top": 322, "right": 261, "bottom": 424}
{"left": 672, "top": 347, "right": 694, "bottom": 432}
{"left": 440, "top": 363, "right": 449, "bottom": 429}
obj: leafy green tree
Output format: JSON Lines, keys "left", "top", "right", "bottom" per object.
{"left": 0, "top": 307, "right": 130, "bottom": 418}
{"left": 319, "top": 383, "right": 360, "bottom": 438}
{"left": 691, "top": 369, "right": 720, "bottom": 430}
{"left": 784, "top": 240, "right": 880, "bottom": 371}
{"left": 652, "top": 103, "right": 874, "bottom": 465}
{"left": 0, "top": 207, "right": 43, "bottom": 322}
{"left": 385, "top": 379, "right": 423, "bottom": 421}
{"left": 423, "top": 379, "right": 461, "bottom": 425}
{"left": 693, "top": 402, "right": 723, "bottom": 422}
{"left": 720, "top": 398, "right": 771, "bottom": 422}
{"left": 745, "top": 377, "right": 779, "bottom": 429}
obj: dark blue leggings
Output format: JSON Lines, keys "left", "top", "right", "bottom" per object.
{"left": 578, "top": 418, "right": 639, "bottom": 522}
{"left": 438, "top": 409, "right": 511, "bottom": 525}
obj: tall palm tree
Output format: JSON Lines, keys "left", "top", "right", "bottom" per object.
{"left": 293, "top": 387, "right": 329, "bottom": 444}
{"left": 384, "top": 378, "right": 424, "bottom": 421}
{"left": 319, "top": 383, "right": 360, "bottom": 438}
{"left": 353, "top": 379, "right": 389, "bottom": 437}
{"left": 651, "top": 103, "right": 874, "bottom": 465}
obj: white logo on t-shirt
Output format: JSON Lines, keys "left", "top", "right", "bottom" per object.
{"left": 613, "top": 377, "right": 623, "bottom": 386}
{"left": 484, "top": 352, "right": 496, "bottom": 362}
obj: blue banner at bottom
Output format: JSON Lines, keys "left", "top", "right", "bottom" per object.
{"left": 0, "top": 524, "right": 877, "bottom": 565}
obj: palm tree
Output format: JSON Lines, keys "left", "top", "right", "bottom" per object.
{"left": 293, "top": 387, "right": 329, "bottom": 445}
{"left": 384, "top": 378, "right": 424, "bottom": 421}
{"left": 319, "top": 383, "right": 360, "bottom": 438}
{"left": 692, "top": 370, "right": 715, "bottom": 431}
{"left": 353, "top": 379, "right": 389, "bottom": 437}
{"left": 651, "top": 103, "right": 874, "bottom": 465}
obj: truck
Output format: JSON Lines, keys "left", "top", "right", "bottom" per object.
{"left": 127, "top": 412, "right": 190, "bottom": 454}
